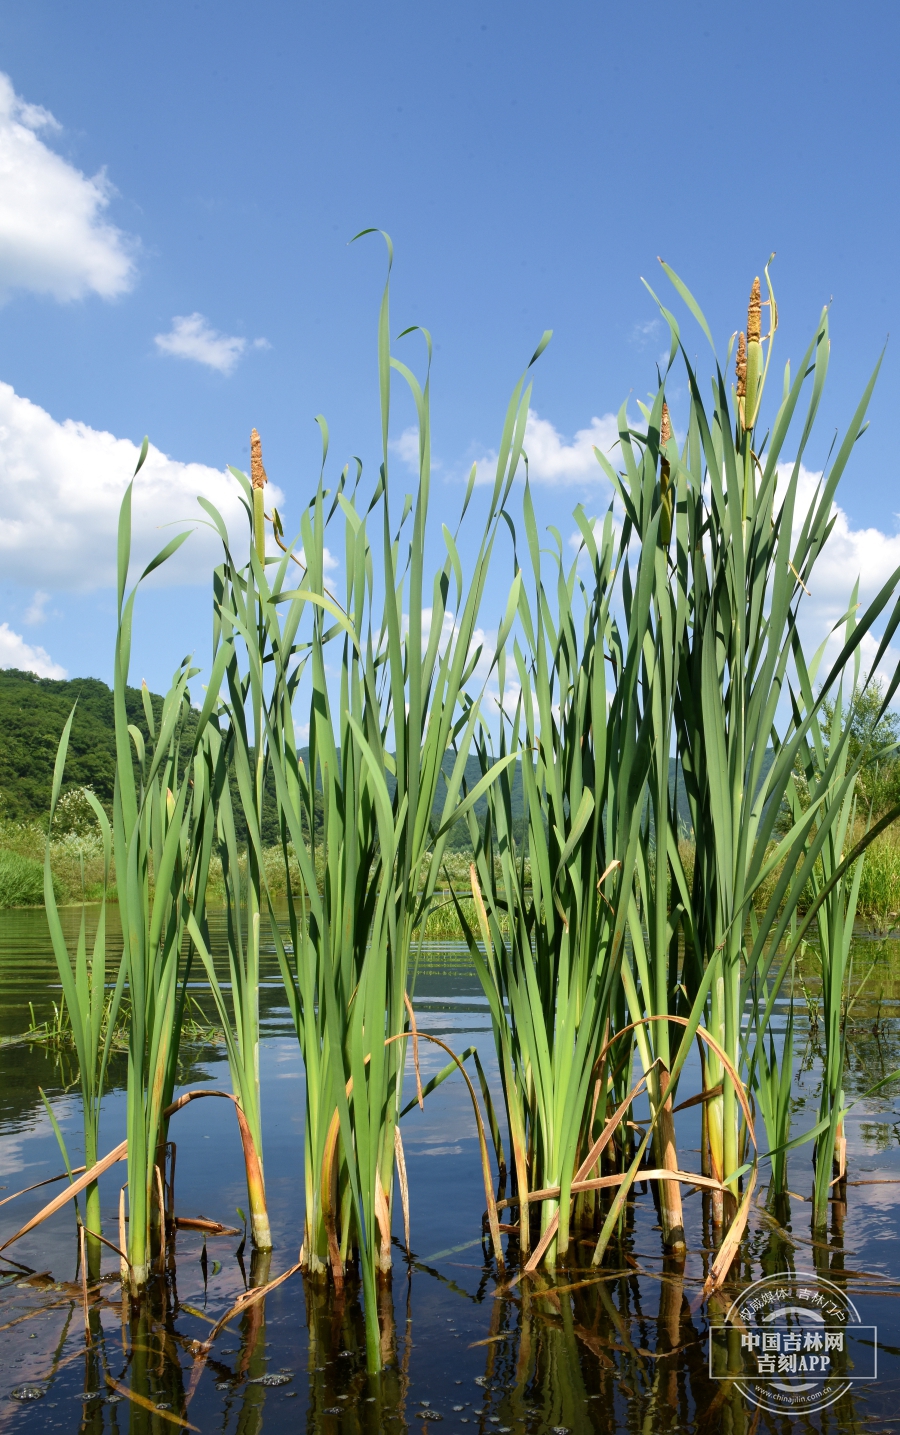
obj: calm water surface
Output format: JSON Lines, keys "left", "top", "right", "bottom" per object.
{"left": 1, "top": 906, "right": 900, "bottom": 1433}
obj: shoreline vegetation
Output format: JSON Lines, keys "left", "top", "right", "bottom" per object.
{"left": 5, "top": 814, "right": 900, "bottom": 935}
{"left": 6, "top": 246, "right": 900, "bottom": 1379}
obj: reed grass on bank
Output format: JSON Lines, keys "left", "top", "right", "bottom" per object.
{"left": 11, "top": 812, "right": 900, "bottom": 933}
{"left": 0, "top": 817, "right": 103, "bottom": 903}
{"left": 0, "top": 846, "right": 55, "bottom": 906}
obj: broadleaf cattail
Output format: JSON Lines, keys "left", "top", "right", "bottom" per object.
{"left": 735, "top": 331, "right": 747, "bottom": 398}
{"left": 744, "top": 278, "right": 763, "bottom": 428}
{"left": 660, "top": 400, "right": 672, "bottom": 448}
{"left": 659, "top": 400, "right": 673, "bottom": 548}
{"left": 250, "top": 428, "right": 268, "bottom": 490}
{"left": 747, "top": 277, "right": 762, "bottom": 344}
{"left": 250, "top": 428, "right": 267, "bottom": 563}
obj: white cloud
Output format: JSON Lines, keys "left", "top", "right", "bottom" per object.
{"left": 472, "top": 409, "right": 620, "bottom": 486}
{"left": 524, "top": 410, "right": 620, "bottom": 484}
{"left": 23, "top": 589, "right": 50, "bottom": 624}
{"left": 390, "top": 425, "right": 442, "bottom": 477}
{"left": 788, "top": 465, "right": 900, "bottom": 614}
{"left": 0, "top": 380, "right": 283, "bottom": 590}
{"left": 413, "top": 605, "right": 491, "bottom": 667}
{"left": 297, "top": 547, "right": 339, "bottom": 573}
{"left": 0, "top": 72, "right": 136, "bottom": 301}
{"left": 154, "top": 314, "right": 268, "bottom": 375}
{"left": 631, "top": 317, "right": 662, "bottom": 349}
{"left": 0, "top": 622, "right": 65, "bottom": 678}
{"left": 786, "top": 464, "right": 900, "bottom": 691}
{"left": 390, "top": 426, "right": 421, "bottom": 471}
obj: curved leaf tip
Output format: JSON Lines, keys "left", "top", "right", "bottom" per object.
{"left": 528, "top": 330, "right": 553, "bottom": 368}
{"left": 134, "top": 436, "right": 149, "bottom": 477}
{"left": 349, "top": 228, "right": 394, "bottom": 266}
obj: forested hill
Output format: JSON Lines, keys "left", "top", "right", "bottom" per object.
{"left": 0, "top": 665, "right": 701, "bottom": 845}
{"left": 0, "top": 666, "right": 517, "bottom": 847}
{"left": 0, "top": 668, "right": 195, "bottom": 824}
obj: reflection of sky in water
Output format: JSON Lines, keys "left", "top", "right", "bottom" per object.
{"left": 1, "top": 1098, "right": 83, "bottom": 1179}
{"left": 0, "top": 1129, "right": 40, "bottom": 1179}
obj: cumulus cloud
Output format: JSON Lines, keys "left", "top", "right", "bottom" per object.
{"left": 23, "top": 589, "right": 50, "bottom": 624}
{"left": 0, "top": 622, "right": 66, "bottom": 678}
{"left": 390, "top": 426, "right": 421, "bottom": 471}
{"left": 154, "top": 314, "right": 269, "bottom": 375}
{"left": 472, "top": 409, "right": 620, "bottom": 486}
{"left": 786, "top": 464, "right": 900, "bottom": 689}
{"left": 523, "top": 410, "right": 620, "bottom": 484}
{"left": 0, "top": 72, "right": 136, "bottom": 301}
{"left": 418, "top": 607, "right": 491, "bottom": 670}
{"left": 788, "top": 465, "right": 900, "bottom": 616}
{"left": 298, "top": 547, "right": 339, "bottom": 573}
{"left": 0, "top": 380, "right": 283, "bottom": 590}
{"left": 630, "top": 318, "right": 662, "bottom": 348}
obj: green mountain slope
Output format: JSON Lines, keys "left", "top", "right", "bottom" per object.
{"left": 0, "top": 668, "right": 194, "bottom": 824}
{"left": 0, "top": 665, "right": 782, "bottom": 858}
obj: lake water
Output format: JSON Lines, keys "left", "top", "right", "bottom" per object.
{"left": 2, "top": 905, "right": 900, "bottom": 1432}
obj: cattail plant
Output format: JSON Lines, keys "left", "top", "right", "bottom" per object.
{"left": 620, "top": 390, "right": 689, "bottom": 1253}
{"left": 177, "top": 430, "right": 282, "bottom": 1253}
{"left": 43, "top": 715, "right": 125, "bottom": 1278}
{"left": 457, "top": 408, "right": 662, "bottom": 1266}
{"left": 649, "top": 258, "right": 900, "bottom": 1227}
{"left": 112, "top": 443, "right": 226, "bottom": 1286}
{"left": 184, "top": 714, "right": 273, "bottom": 1251}
{"left": 783, "top": 614, "right": 868, "bottom": 1226}
{"left": 204, "top": 234, "right": 528, "bottom": 1370}
{"left": 750, "top": 982, "right": 795, "bottom": 1205}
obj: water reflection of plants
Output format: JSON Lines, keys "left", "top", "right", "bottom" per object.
{"left": 2, "top": 1181, "right": 898, "bottom": 1431}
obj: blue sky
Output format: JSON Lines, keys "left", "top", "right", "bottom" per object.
{"left": 1, "top": 0, "right": 899, "bottom": 695}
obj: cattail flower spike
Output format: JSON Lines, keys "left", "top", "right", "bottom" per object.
{"left": 250, "top": 428, "right": 268, "bottom": 563}
{"left": 659, "top": 400, "right": 673, "bottom": 549}
{"left": 744, "top": 279, "right": 763, "bottom": 429}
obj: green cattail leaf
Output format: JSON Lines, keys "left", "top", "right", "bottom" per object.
{"left": 48, "top": 705, "right": 76, "bottom": 823}
{"left": 139, "top": 529, "right": 193, "bottom": 583}
{"left": 457, "top": 463, "right": 478, "bottom": 532}
{"left": 658, "top": 259, "right": 716, "bottom": 353}
{"left": 116, "top": 482, "right": 133, "bottom": 616}
{"left": 528, "top": 330, "right": 553, "bottom": 367}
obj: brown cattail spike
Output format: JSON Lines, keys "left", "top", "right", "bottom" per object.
{"left": 250, "top": 428, "right": 268, "bottom": 490}
{"left": 743, "top": 278, "right": 764, "bottom": 429}
{"left": 659, "top": 402, "right": 673, "bottom": 549}
{"left": 250, "top": 428, "right": 268, "bottom": 563}
{"left": 735, "top": 332, "right": 747, "bottom": 397}
{"left": 747, "top": 278, "right": 761, "bottom": 344}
